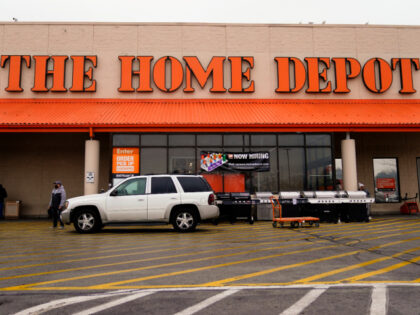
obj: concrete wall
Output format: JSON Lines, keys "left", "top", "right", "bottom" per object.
{"left": 0, "top": 133, "right": 110, "bottom": 218}
{"left": 0, "top": 23, "right": 419, "bottom": 100}
{"left": 335, "top": 132, "right": 420, "bottom": 214}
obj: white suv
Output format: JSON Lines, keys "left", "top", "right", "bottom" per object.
{"left": 61, "top": 175, "right": 219, "bottom": 233}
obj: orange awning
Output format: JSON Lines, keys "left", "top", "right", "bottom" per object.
{"left": 1, "top": 98, "right": 420, "bottom": 132}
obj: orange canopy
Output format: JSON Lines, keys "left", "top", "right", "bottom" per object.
{"left": 1, "top": 98, "right": 420, "bottom": 132}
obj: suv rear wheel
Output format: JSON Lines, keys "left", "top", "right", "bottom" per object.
{"left": 74, "top": 209, "right": 101, "bottom": 233}
{"left": 171, "top": 208, "right": 198, "bottom": 232}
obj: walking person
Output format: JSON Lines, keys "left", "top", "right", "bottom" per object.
{"left": 48, "top": 180, "right": 66, "bottom": 229}
{"left": 0, "top": 184, "right": 7, "bottom": 219}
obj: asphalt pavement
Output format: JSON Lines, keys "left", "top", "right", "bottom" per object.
{"left": 1, "top": 216, "right": 420, "bottom": 314}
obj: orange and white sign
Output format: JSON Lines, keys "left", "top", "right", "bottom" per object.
{"left": 112, "top": 148, "right": 139, "bottom": 174}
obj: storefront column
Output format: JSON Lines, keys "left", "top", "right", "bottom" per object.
{"left": 84, "top": 139, "right": 100, "bottom": 195}
{"left": 341, "top": 133, "right": 358, "bottom": 191}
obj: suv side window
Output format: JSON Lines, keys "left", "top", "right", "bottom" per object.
{"left": 178, "top": 177, "right": 211, "bottom": 192}
{"left": 114, "top": 178, "right": 146, "bottom": 196}
{"left": 151, "top": 177, "right": 177, "bottom": 194}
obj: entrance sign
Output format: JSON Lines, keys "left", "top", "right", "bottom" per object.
{"left": 200, "top": 152, "right": 270, "bottom": 172}
{"left": 112, "top": 148, "right": 139, "bottom": 174}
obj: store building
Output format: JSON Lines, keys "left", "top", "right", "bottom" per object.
{"left": 1, "top": 22, "right": 420, "bottom": 217}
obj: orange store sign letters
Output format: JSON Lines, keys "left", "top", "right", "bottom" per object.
{"left": 0, "top": 55, "right": 418, "bottom": 94}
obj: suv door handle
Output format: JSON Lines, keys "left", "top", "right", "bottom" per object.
{"left": 138, "top": 198, "right": 145, "bottom": 201}
{"left": 170, "top": 197, "right": 178, "bottom": 200}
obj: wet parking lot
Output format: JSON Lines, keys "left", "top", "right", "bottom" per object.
{"left": 1, "top": 216, "right": 420, "bottom": 314}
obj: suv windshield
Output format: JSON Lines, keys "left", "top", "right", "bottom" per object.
{"left": 177, "top": 176, "right": 211, "bottom": 192}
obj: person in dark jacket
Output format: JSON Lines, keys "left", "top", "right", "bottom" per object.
{"left": 0, "top": 184, "right": 7, "bottom": 219}
{"left": 48, "top": 180, "right": 66, "bottom": 229}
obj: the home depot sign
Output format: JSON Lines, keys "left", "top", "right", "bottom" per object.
{"left": 1, "top": 55, "right": 418, "bottom": 94}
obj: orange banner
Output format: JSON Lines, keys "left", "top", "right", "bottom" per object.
{"left": 112, "top": 147, "right": 139, "bottom": 174}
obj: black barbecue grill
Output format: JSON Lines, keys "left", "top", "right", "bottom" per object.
{"left": 216, "top": 192, "right": 256, "bottom": 224}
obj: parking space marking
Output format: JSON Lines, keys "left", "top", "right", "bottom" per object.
{"left": 370, "top": 285, "right": 387, "bottom": 315}
{"left": 0, "top": 225, "right": 308, "bottom": 264}
{"left": 292, "top": 244, "right": 420, "bottom": 284}
{"left": 202, "top": 250, "right": 360, "bottom": 287}
{"left": 343, "top": 255, "right": 420, "bottom": 282}
{"left": 12, "top": 289, "right": 134, "bottom": 315}
{"left": 279, "top": 287, "right": 327, "bottom": 315}
{"left": 173, "top": 289, "right": 240, "bottom": 315}
{"left": 333, "top": 223, "right": 420, "bottom": 241}
{"left": 0, "top": 239, "right": 314, "bottom": 282}
{"left": 73, "top": 290, "right": 155, "bottom": 315}
{"left": 11, "top": 283, "right": 410, "bottom": 315}
{"left": 1, "top": 242, "right": 333, "bottom": 291}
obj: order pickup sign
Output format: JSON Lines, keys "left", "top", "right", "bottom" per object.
{"left": 112, "top": 148, "right": 139, "bottom": 174}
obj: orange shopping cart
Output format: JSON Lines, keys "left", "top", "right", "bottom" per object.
{"left": 270, "top": 196, "right": 320, "bottom": 228}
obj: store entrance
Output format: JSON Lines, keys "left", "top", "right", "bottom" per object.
{"left": 111, "top": 133, "right": 335, "bottom": 193}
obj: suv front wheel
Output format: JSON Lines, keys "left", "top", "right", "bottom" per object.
{"left": 74, "top": 209, "right": 101, "bottom": 233}
{"left": 171, "top": 208, "right": 198, "bottom": 232}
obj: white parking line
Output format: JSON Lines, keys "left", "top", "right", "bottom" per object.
{"left": 370, "top": 285, "right": 387, "bottom": 315}
{"left": 73, "top": 291, "right": 154, "bottom": 315}
{"left": 12, "top": 283, "right": 405, "bottom": 315}
{"left": 13, "top": 290, "right": 134, "bottom": 315}
{"left": 279, "top": 287, "right": 327, "bottom": 315}
{"left": 173, "top": 289, "right": 240, "bottom": 315}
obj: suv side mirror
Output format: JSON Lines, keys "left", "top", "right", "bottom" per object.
{"left": 110, "top": 190, "right": 119, "bottom": 196}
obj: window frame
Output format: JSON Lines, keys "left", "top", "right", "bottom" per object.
{"left": 372, "top": 157, "right": 401, "bottom": 203}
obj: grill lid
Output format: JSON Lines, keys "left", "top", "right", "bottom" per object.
{"left": 347, "top": 191, "right": 368, "bottom": 198}
{"left": 315, "top": 191, "right": 337, "bottom": 198}
{"left": 279, "top": 191, "right": 301, "bottom": 199}
{"left": 256, "top": 192, "right": 273, "bottom": 199}
{"left": 230, "top": 192, "right": 251, "bottom": 199}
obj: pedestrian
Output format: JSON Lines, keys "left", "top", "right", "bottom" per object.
{"left": 48, "top": 180, "right": 66, "bottom": 229}
{"left": 358, "top": 182, "right": 370, "bottom": 196}
{"left": 0, "top": 184, "right": 7, "bottom": 219}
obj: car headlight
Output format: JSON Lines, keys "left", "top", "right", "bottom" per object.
{"left": 64, "top": 201, "right": 69, "bottom": 210}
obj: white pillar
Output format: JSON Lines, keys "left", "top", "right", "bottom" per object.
{"left": 84, "top": 139, "right": 100, "bottom": 195}
{"left": 341, "top": 135, "right": 358, "bottom": 191}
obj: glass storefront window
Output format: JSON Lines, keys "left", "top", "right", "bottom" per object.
{"left": 197, "top": 135, "right": 222, "bottom": 146}
{"left": 306, "top": 147, "right": 333, "bottom": 190}
{"left": 224, "top": 134, "right": 243, "bottom": 146}
{"left": 112, "top": 132, "right": 334, "bottom": 193}
{"left": 113, "top": 134, "right": 139, "bottom": 146}
{"left": 335, "top": 158, "right": 343, "bottom": 190}
{"left": 169, "top": 135, "right": 195, "bottom": 146}
{"left": 251, "top": 134, "right": 276, "bottom": 146}
{"left": 169, "top": 148, "right": 195, "bottom": 174}
{"left": 279, "top": 148, "right": 305, "bottom": 191}
{"left": 141, "top": 134, "right": 167, "bottom": 146}
{"left": 373, "top": 158, "right": 400, "bottom": 203}
{"left": 306, "top": 134, "right": 331, "bottom": 146}
{"left": 278, "top": 134, "right": 304, "bottom": 146}
{"left": 251, "top": 147, "right": 278, "bottom": 192}
{"left": 140, "top": 148, "right": 167, "bottom": 174}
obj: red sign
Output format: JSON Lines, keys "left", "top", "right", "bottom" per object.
{"left": 376, "top": 178, "right": 396, "bottom": 190}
